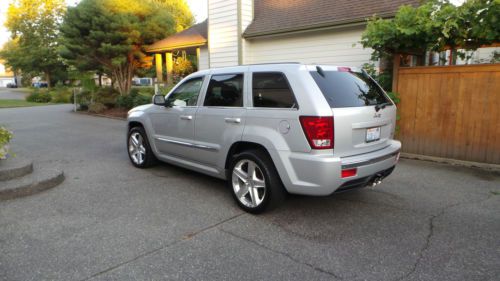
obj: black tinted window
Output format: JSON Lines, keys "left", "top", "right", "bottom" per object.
{"left": 252, "top": 72, "right": 296, "bottom": 108}
{"left": 166, "top": 77, "right": 203, "bottom": 106}
{"left": 310, "top": 70, "right": 389, "bottom": 108}
{"left": 204, "top": 74, "right": 244, "bottom": 107}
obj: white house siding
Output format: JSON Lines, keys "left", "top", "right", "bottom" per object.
{"left": 245, "top": 26, "right": 374, "bottom": 68}
{"left": 240, "top": 0, "right": 253, "bottom": 65}
{"left": 208, "top": 0, "right": 239, "bottom": 67}
{"left": 0, "top": 63, "right": 15, "bottom": 87}
{"left": 458, "top": 47, "right": 500, "bottom": 65}
{"left": 198, "top": 46, "right": 210, "bottom": 70}
{"left": 0, "top": 78, "right": 15, "bottom": 87}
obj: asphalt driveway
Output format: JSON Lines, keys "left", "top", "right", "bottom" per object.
{"left": 0, "top": 104, "right": 499, "bottom": 281}
{"left": 0, "top": 87, "right": 29, "bottom": 100}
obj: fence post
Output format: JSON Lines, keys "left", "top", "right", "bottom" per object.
{"left": 73, "top": 88, "right": 77, "bottom": 112}
{"left": 392, "top": 53, "right": 401, "bottom": 92}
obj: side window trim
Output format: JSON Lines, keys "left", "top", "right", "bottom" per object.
{"left": 202, "top": 72, "right": 245, "bottom": 108}
{"left": 165, "top": 76, "right": 205, "bottom": 107}
{"left": 249, "top": 71, "right": 299, "bottom": 110}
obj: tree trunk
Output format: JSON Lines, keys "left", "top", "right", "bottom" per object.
{"left": 45, "top": 71, "right": 51, "bottom": 88}
{"left": 98, "top": 73, "right": 102, "bottom": 87}
{"left": 448, "top": 49, "right": 458, "bottom": 65}
{"left": 113, "top": 64, "right": 134, "bottom": 96}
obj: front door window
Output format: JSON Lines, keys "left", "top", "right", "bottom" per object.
{"left": 166, "top": 77, "right": 204, "bottom": 107}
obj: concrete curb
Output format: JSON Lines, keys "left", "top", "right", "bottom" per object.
{"left": 72, "top": 110, "right": 126, "bottom": 121}
{"left": 0, "top": 157, "right": 33, "bottom": 181}
{"left": 0, "top": 169, "right": 65, "bottom": 201}
{"left": 400, "top": 153, "right": 500, "bottom": 173}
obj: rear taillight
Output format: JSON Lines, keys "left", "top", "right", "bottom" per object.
{"left": 299, "top": 116, "right": 334, "bottom": 149}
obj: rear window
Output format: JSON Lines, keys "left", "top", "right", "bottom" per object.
{"left": 252, "top": 72, "right": 297, "bottom": 108}
{"left": 309, "top": 70, "right": 389, "bottom": 108}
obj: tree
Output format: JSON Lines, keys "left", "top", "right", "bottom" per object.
{"left": 151, "top": 0, "right": 195, "bottom": 31}
{"left": 60, "top": 0, "right": 194, "bottom": 95}
{"left": 0, "top": 0, "right": 67, "bottom": 87}
{"left": 361, "top": 0, "right": 500, "bottom": 63}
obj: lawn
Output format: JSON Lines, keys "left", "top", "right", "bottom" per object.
{"left": 0, "top": 99, "right": 55, "bottom": 108}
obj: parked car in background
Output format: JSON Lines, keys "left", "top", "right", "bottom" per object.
{"left": 132, "top": 77, "right": 153, "bottom": 87}
{"left": 126, "top": 63, "right": 401, "bottom": 213}
{"left": 32, "top": 82, "right": 48, "bottom": 88}
{"left": 6, "top": 83, "right": 17, "bottom": 88}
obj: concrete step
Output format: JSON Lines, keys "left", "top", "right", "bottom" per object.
{"left": 0, "top": 157, "right": 33, "bottom": 181}
{"left": 0, "top": 167, "right": 64, "bottom": 201}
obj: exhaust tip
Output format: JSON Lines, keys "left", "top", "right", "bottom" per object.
{"left": 370, "top": 174, "right": 384, "bottom": 187}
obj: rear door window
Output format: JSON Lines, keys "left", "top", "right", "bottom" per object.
{"left": 252, "top": 72, "right": 297, "bottom": 108}
{"left": 204, "top": 74, "right": 244, "bottom": 107}
{"left": 309, "top": 70, "right": 389, "bottom": 108}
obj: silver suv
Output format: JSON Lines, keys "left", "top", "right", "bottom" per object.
{"left": 127, "top": 64, "right": 401, "bottom": 213}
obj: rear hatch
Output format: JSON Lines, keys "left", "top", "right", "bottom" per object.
{"left": 309, "top": 66, "right": 397, "bottom": 158}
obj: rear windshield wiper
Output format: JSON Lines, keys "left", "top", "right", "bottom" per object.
{"left": 374, "top": 102, "right": 393, "bottom": 112}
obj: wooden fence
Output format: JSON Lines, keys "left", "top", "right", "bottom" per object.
{"left": 394, "top": 64, "right": 500, "bottom": 164}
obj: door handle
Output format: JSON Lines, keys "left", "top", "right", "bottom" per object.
{"left": 224, "top": 117, "right": 241, "bottom": 124}
{"left": 180, "top": 115, "right": 193, "bottom": 120}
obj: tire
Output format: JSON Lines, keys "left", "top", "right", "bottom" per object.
{"left": 227, "top": 149, "right": 286, "bottom": 214}
{"left": 127, "top": 126, "right": 156, "bottom": 168}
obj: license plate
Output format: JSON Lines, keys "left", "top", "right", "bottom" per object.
{"left": 366, "top": 127, "right": 381, "bottom": 142}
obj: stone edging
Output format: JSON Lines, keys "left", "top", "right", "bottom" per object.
{"left": 400, "top": 153, "right": 500, "bottom": 173}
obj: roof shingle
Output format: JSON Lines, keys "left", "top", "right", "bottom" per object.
{"left": 146, "top": 20, "right": 208, "bottom": 52}
{"left": 244, "top": 0, "right": 420, "bottom": 38}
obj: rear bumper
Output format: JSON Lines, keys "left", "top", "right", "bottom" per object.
{"left": 271, "top": 140, "right": 401, "bottom": 196}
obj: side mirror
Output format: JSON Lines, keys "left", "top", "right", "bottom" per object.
{"left": 153, "top": 95, "right": 165, "bottom": 106}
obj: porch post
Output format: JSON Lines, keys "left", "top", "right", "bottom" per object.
{"left": 166, "top": 51, "right": 173, "bottom": 85}
{"left": 155, "top": 53, "right": 163, "bottom": 83}
{"left": 196, "top": 47, "right": 201, "bottom": 71}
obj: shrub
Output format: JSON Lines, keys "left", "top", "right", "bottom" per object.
{"left": 51, "top": 87, "right": 72, "bottom": 103}
{"left": 26, "top": 90, "right": 52, "bottom": 103}
{"left": 116, "top": 91, "right": 152, "bottom": 109}
{"left": 94, "top": 87, "right": 120, "bottom": 108}
{"left": 88, "top": 102, "right": 107, "bottom": 114}
{"left": 386, "top": 92, "right": 400, "bottom": 104}
{"left": 0, "top": 126, "right": 13, "bottom": 160}
{"left": 73, "top": 89, "right": 92, "bottom": 110}
{"left": 116, "top": 94, "right": 135, "bottom": 109}
{"left": 138, "top": 87, "right": 155, "bottom": 97}
{"left": 81, "top": 77, "right": 98, "bottom": 93}
{"left": 173, "top": 55, "right": 195, "bottom": 82}
{"left": 132, "top": 94, "right": 151, "bottom": 107}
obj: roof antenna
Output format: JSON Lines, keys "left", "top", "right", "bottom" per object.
{"left": 316, "top": 66, "right": 325, "bottom": 77}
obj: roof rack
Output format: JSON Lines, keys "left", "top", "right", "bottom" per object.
{"left": 243, "top": 62, "right": 300, "bottom": 66}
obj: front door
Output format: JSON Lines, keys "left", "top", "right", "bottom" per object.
{"left": 150, "top": 76, "right": 205, "bottom": 161}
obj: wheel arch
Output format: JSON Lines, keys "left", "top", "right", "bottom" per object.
{"left": 128, "top": 121, "right": 144, "bottom": 131}
{"left": 225, "top": 141, "right": 273, "bottom": 169}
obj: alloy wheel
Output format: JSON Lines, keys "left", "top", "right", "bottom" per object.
{"left": 129, "top": 132, "right": 146, "bottom": 165}
{"left": 232, "top": 159, "right": 266, "bottom": 208}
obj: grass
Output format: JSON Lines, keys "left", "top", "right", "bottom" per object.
{"left": 0, "top": 99, "right": 55, "bottom": 108}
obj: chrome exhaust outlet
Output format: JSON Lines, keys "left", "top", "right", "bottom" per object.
{"left": 370, "top": 175, "right": 384, "bottom": 187}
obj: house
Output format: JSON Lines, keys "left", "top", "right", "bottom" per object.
{"left": 0, "top": 60, "right": 15, "bottom": 87}
{"left": 147, "top": 0, "right": 420, "bottom": 83}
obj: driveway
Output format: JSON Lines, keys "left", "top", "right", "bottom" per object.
{"left": 0, "top": 105, "right": 499, "bottom": 281}
{"left": 0, "top": 87, "right": 29, "bottom": 100}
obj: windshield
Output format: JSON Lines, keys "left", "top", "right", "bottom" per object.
{"left": 309, "top": 70, "right": 390, "bottom": 108}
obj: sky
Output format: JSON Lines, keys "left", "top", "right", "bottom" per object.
{"left": 0, "top": 0, "right": 208, "bottom": 47}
